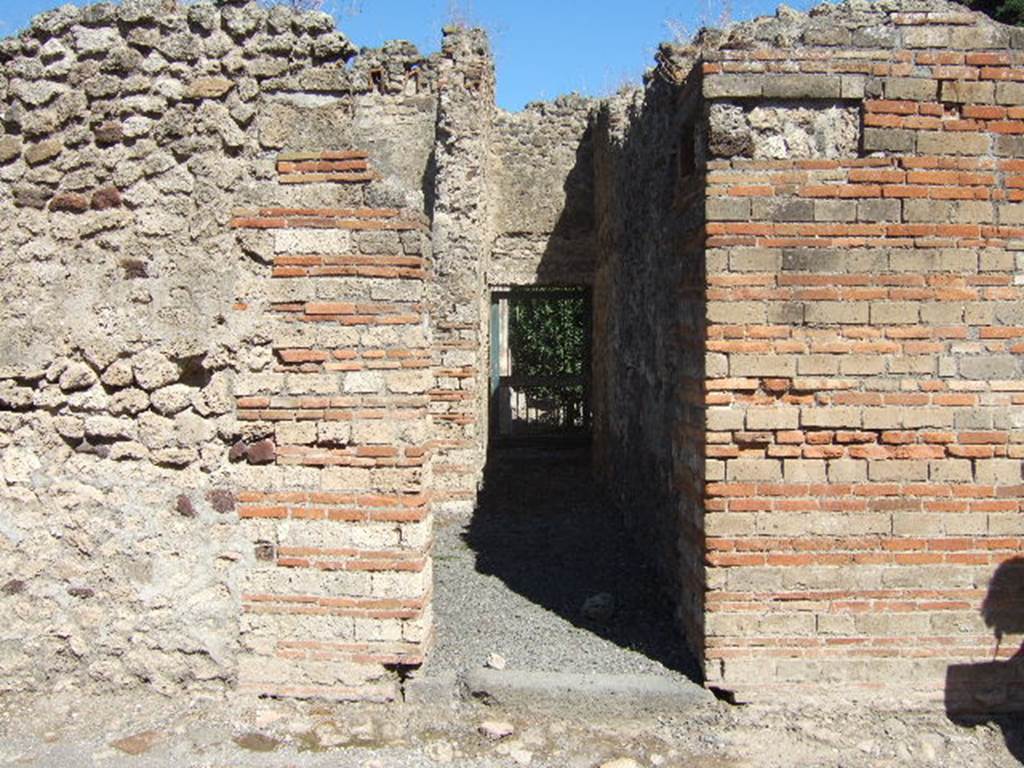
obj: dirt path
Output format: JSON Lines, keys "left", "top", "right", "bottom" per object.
{"left": 0, "top": 688, "right": 1020, "bottom": 767}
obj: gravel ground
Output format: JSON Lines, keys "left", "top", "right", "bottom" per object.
{"left": 424, "top": 446, "right": 700, "bottom": 681}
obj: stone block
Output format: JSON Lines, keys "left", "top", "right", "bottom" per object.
{"left": 276, "top": 421, "right": 317, "bottom": 445}
{"left": 804, "top": 302, "right": 869, "bottom": 324}
{"left": 342, "top": 371, "right": 384, "bottom": 394}
{"left": 975, "top": 459, "right": 1022, "bottom": 485}
{"left": 839, "top": 355, "right": 886, "bottom": 376}
{"left": 857, "top": 199, "right": 900, "bottom": 223}
{"left": 868, "top": 460, "right": 929, "bottom": 481}
{"left": 762, "top": 75, "right": 841, "bottom": 99}
{"left": 708, "top": 301, "right": 766, "bottom": 323}
{"left": 828, "top": 459, "right": 867, "bottom": 482}
{"left": 929, "top": 460, "right": 973, "bottom": 482}
{"left": 950, "top": 24, "right": 1009, "bottom": 50}
{"left": 883, "top": 77, "right": 937, "bottom": 101}
{"left": 706, "top": 197, "right": 751, "bottom": 221}
{"left": 960, "top": 355, "right": 1019, "bottom": 380}
{"left": 863, "top": 127, "right": 915, "bottom": 153}
{"left": 814, "top": 199, "right": 857, "bottom": 222}
{"left": 752, "top": 198, "right": 815, "bottom": 222}
{"left": 765, "top": 302, "right": 805, "bottom": 324}
{"left": 917, "top": 131, "right": 990, "bottom": 156}
{"left": 704, "top": 74, "right": 762, "bottom": 98}
{"left": 995, "top": 134, "right": 1024, "bottom": 157}
{"left": 902, "top": 408, "right": 954, "bottom": 428}
{"left": 903, "top": 26, "right": 950, "bottom": 48}
{"left": 804, "top": 25, "right": 852, "bottom": 46}
{"left": 957, "top": 200, "right": 996, "bottom": 224}
{"left": 841, "top": 75, "right": 866, "bottom": 99}
{"left": 275, "top": 230, "right": 350, "bottom": 254}
{"left": 185, "top": 76, "right": 235, "bottom": 99}
{"left": 940, "top": 80, "right": 995, "bottom": 104}
{"left": 801, "top": 406, "right": 862, "bottom": 428}
{"left": 729, "top": 248, "right": 780, "bottom": 272}
{"left": 731, "top": 355, "right": 797, "bottom": 377}
{"left": 387, "top": 369, "right": 432, "bottom": 394}
{"left": 707, "top": 407, "right": 745, "bottom": 431}
{"left": 727, "top": 458, "right": 782, "bottom": 482}
{"left": 853, "top": 26, "right": 898, "bottom": 47}
{"left": 996, "top": 81, "right": 1024, "bottom": 105}
{"left": 999, "top": 204, "right": 1024, "bottom": 226}
{"left": 798, "top": 355, "right": 840, "bottom": 375}
{"left": 24, "top": 139, "right": 63, "bottom": 166}
{"left": 784, "top": 459, "right": 826, "bottom": 482}
{"left": 869, "top": 302, "right": 919, "bottom": 324}
{"left": 746, "top": 407, "right": 800, "bottom": 431}
{"left": 903, "top": 198, "right": 954, "bottom": 223}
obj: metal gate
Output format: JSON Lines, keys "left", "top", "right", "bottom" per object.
{"left": 489, "top": 286, "right": 592, "bottom": 444}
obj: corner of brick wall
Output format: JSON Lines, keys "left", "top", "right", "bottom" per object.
{"left": 700, "top": 9, "right": 1024, "bottom": 708}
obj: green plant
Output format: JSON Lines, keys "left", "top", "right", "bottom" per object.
{"left": 508, "top": 293, "right": 587, "bottom": 428}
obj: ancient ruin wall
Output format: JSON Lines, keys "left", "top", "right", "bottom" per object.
{"left": 4, "top": 0, "right": 1022, "bottom": 711}
{"left": 490, "top": 96, "right": 597, "bottom": 287}
{"left": 429, "top": 28, "right": 496, "bottom": 514}
{"left": 0, "top": 0, "right": 439, "bottom": 696}
{"left": 700, "top": 1, "right": 1024, "bottom": 704}
{"left": 592, "top": 58, "right": 708, "bottom": 667}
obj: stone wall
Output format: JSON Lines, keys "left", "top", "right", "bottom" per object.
{"left": 699, "top": 0, "right": 1024, "bottom": 704}
{"left": 591, "top": 46, "right": 709, "bottom": 669}
{"left": 230, "top": 167, "right": 433, "bottom": 701}
{"left": 0, "top": 0, "right": 438, "bottom": 697}
{"left": 490, "top": 96, "right": 597, "bottom": 287}
{"left": 428, "top": 27, "right": 496, "bottom": 514}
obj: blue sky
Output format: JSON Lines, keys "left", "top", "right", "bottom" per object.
{"left": 2, "top": 0, "right": 817, "bottom": 110}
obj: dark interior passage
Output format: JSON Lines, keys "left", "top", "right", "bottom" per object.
{"left": 425, "top": 445, "right": 701, "bottom": 682}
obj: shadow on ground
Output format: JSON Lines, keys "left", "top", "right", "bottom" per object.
{"left": 458, "top": 444, "right": 701, "bottom": 682}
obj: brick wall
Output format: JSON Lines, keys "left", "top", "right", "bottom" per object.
{"left": 429, "top": 29, "right": 496, "bottom": 514}
{"left": 0, "top": 0, "right": 440, "bottom": 696}
{"left": 700, "top": 4, "right": 1024, "bottom": 704}
{"left": 5, "top": 0, "right": 1022, "bottom": 710}
{"left": 230, "top": 152, "right": 433, "bottom": 700}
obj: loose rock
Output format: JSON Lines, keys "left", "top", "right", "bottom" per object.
{"left": 479, "top": 721, "right": 515, "bottom": 741}
{"left": 111, "top": 730, "right": 163, "bottom": 756}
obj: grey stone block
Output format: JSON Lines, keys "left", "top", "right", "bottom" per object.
{"left": 883, "top": 77, "right": 938, "bottom": 101}
{"left": 863, "top": 127, "right": 915, "bottom": 153}
{"left": 762, "top": 75, "right": 841, "bottom": 99}
{"left": 704, "top": 74, "right": 762, "bottom": 99}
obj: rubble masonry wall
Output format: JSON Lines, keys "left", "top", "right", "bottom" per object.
{"left": 0, "top": 0, "right": 440, "bottom": 698}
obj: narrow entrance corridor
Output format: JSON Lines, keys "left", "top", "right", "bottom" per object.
{"left": 425, "top": 446, "right": 700, "bottom": 682}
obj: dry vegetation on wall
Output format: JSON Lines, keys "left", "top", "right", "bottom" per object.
{"left": 665, "top": 0, "right": 734, "bottom": 44}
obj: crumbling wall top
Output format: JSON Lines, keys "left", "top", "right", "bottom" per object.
{"left": 653, "top": 0, "right": 1018, "bottom": 87}
{"left": 0, "top": 0, "right": 437, "bottom": 100}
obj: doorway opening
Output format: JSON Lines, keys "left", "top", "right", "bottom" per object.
{"left": 489, "top": 286, "right": 591, "bottom": 446}
{"left": 423, "top": 284, "right": 701, "bottom": 688}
